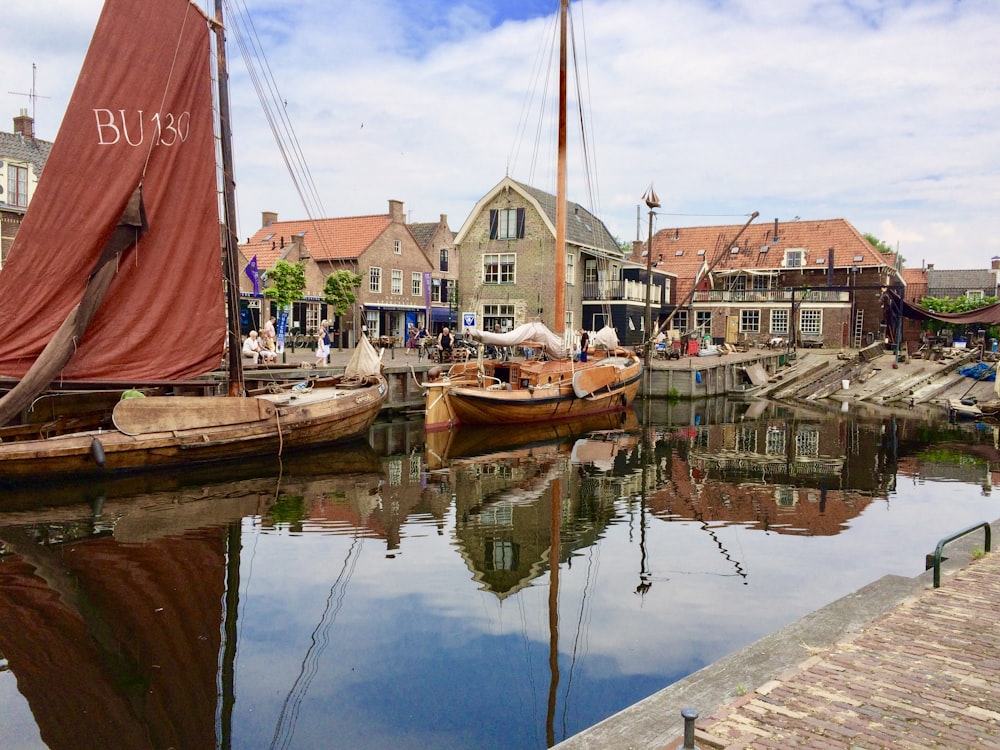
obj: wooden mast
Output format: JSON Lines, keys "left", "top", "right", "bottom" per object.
{"left": 214, "top": 0, "right": 246, "bottom": 396}
{"left": 553, "top": 0, "right": 568, "bottom": 336}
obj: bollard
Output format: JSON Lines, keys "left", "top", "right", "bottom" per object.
{"left": 681, "top": 707, "right": 699, "bottom": 749}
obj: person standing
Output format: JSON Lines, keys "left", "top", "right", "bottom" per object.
{"left": 315, "top": 321, "right": 331, "bottom": 367}
{"left": 263, "top": 315, "right": 277, "bottom": 352}
{"left": 437, "top": 326, "right": 454, "bottom": 361}
{"left": 578, "top": 328, "right": 590, "bottom": 362}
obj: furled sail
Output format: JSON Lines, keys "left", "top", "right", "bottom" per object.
{"left": 0, "top": 0, "right": 224, "bottom": 384}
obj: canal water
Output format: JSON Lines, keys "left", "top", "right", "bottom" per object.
{"left": 1, "top": 400, "right": 997, "bottom": 749}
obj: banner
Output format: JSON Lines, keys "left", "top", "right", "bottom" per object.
{"left": 244, "top": 256, "right": 260, "bottom": 296}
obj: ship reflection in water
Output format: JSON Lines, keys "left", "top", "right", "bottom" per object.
{"left": 1, "top": 404, "right": 998, "bottom": 749}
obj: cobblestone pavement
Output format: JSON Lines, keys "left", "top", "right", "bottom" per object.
{"left": 690, "top": 551, "right": 1000, "bottom": 749}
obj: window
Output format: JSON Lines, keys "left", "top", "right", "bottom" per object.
{"left": 740, "top": 309, "right": 760, "bottom": 333}
{"left": 483, "top": 253, "right": 515, "bottom": 284}
{"left": 770, "top": 309, "right": 789, "bottom": 335}
{"left": 365, "top": 310, "right": 379, "bottom": 336}
{"left": 752, "top": 275, "right": 770, "bottom": 291}
{"left": 439, "top": 248, "right": 449, "bottom": 272}
{"left": 784, "top": 249, "right": 804, "bottom": 268}
{"left": 673, "top": 310, "right": 688, "bottom": 332}
{"left": 795, "top": 428, "right": 819, "bottom": 457}
{"left": 391, "top": 269, "right": 403, "bottom": 295}
{"left": 411, "top": 272, "right": 422, "bottom": 296}
{"left": 732, "top": 275, "right": 747, "bottom": 291}
{"left": 695, "top": 310, "right": 712, "bottom": 333}
{"left": 735, "top": 427, "right": 756, "bottom": 454}
{"left": 766, "top": 426, "right": 786, "bottom": 455}
{"left": 393, "top": 239, "right": 402, "bottom": 255}
{"left": 584, "top": 259, "right": 598, "bottom": 283}
{"left": 565, "top": 310, "right": 573, "bottom": 333}
{"left": 369, "top": 267, "right": 382, "bottom": 293}
{"left": 489, "top": 208, "right": 525, "bottom": 240}
{"left": 431, "top": 277, "right": 442, "bottom": 303}
{"left": 6, "top": 164, "right": 27, "bottom": 208}
{"left": 483, "top": 304, "right": 514, "bottom": 332}
{"left": 566, "top": 251, "right": 575, "bottom": 284}
{"left": 800, "top": 309, "right": 822, "bottom": 336}
{"left": 967, "top": 290, "right": 984, "bottom": 301}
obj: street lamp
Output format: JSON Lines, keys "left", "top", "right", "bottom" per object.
{"left": 642, "top": 185, "right": 660, "bottom": 364}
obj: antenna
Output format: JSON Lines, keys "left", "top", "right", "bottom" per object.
{"left": 8, "top": 64, "right": 51, "bottom": 123}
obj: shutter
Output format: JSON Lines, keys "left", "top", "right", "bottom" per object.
{"left": 489, "top": 209, "right": 498, "bottom": 239}
{"left": 516, "top": 207, "right": 526, "bottom": 238}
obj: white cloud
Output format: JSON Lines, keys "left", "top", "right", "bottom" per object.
{"left": 4, "top": 0, "right": 999, "bottom": 265}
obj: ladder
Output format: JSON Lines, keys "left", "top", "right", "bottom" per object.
{"left": 852, "top": 309, "right": 864, "bottom": 349}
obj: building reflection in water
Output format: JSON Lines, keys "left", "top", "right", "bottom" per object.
{"left": 0, "top": 404, "right": 995, "bottom": 748}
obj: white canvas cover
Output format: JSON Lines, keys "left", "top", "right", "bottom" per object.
{"left": 345, "top": 335, "right": 383, "bottom": 378}
{"left": 463, "top": 321, "right": 567, "bottom": 360}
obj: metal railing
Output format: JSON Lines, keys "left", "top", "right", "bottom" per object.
{"left": 927, "top": 522, "right": 991, "bottom": 588}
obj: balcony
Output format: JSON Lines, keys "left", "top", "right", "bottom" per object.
{"left": 583, "top": 280, "right": 665, "bottom": 303}
{"left": 691, "top": 289, "right": 849, "bottom": 304}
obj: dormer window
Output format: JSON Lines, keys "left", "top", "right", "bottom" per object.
{"left": 785, "top": 249, "right": 804, "bottom": 268}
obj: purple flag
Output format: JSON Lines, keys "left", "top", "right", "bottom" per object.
{"left": 244, "top": 255, "right": 260, "bottom": 295}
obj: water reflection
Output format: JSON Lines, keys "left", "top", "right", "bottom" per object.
{"left": 0, "top": 404, "right": 997, "bottom": 749}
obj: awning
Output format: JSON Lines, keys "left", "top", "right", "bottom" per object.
{"left": 887, "top": 289, "right": 1000, "bottom": 325}
{"left": 431, "top": 308, "right": 453, "bottom": 323}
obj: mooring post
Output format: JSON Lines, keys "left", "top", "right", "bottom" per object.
{"left": 681, "top": 707, "right": 699, "bottom": 749}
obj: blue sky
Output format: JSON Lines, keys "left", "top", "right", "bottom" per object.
{"left": 4, "top": 0, "right": 1000, "bottom": 268}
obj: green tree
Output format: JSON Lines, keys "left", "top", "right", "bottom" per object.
{"left": 863, "top": 233, "right": 894, "bottom": 254}
{"left": 323, "top": 270, "right": 362, "bottom": 349}
{"left": 264, "top": 260, "right": 306, "bottom": 361}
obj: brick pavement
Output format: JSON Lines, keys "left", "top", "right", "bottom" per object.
{"left": 689, "top": 551, "right": 1000, "bottom": 749}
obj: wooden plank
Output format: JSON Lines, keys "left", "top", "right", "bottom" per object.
{"left": 113, "top": 396, "right": 275, "bottom": 436}
{"left": 573, "top": 365, "right": 617, "bottom": 398}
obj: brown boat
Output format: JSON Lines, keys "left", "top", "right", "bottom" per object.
{"left": 421, "top": 0, "right": 643, "bottom": 432}
{"left": 0, "top": 0, "right": 386, "bottom": 481}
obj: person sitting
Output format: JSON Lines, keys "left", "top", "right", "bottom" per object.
{"left": 242, "top": 330, "right": 264, "bottom": 364}
{"left": 437, "top": 327, "right": 455, "bottom": 361}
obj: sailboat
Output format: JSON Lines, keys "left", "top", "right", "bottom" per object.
{"left": 0, "top": 0, "right": 386, "bottom": 480}
{"left": 421, "top": 0, "right": 642, "bottom": 432}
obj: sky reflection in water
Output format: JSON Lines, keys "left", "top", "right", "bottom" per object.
{"left": 0, "top": 407, "right": 997, "bottom": 750}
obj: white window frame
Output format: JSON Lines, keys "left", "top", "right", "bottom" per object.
{"left": 497, "top": 209, "right": 519, "bottom": 240}
{"left": 393, "top": 239, "right": 402, "bottom": 255}
{"left": 369, "top": 267, "right": 382, "bottom": 293}
{"left": 770, "top": 309, "right": 789, "bottom": 335}
{"left": 566, "top": 251, "right": 576, "bottom": 284}
{"left": 391, "top": 269, "right": 403, "bottom": 295}
{"left": 484, "top": 253, "right": 516, "bottom": 284}
{"left": 784, "top": 248, "right": 804, "bottom": 268}
{"left": 800, "top": 309, "right": 822, "bottom": 336}
{"left": 411, "top": 272, "right": 422, "bottom": 296}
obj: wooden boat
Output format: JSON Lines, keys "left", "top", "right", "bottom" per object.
{"left": 422, "top": 0, "right": 642, "bottom": 431}
{"left": 0, "top": 0, "right": 386, "bottom": 480}
{"left": 425, "top": 408, "right": 638, "bottom": 470}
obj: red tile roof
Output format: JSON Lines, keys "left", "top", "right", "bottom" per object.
{"left": 240, "top": 214, "right": 393, "bottom": 268}
{"left": 638, "top": 218, "right": 895, "bottom": 301}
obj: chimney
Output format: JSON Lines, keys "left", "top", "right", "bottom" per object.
{"left": 262, "top": 211, "right": 277, "bottom": 227}
{"left": 927, "top": 263, "right": 934, "bottom": 270}
{"left": 439, "top": 214, "right": 447, "bottom": 226}
{"left": 280, "top": 236, "right": 285, "bottom": 249}
{"left": 389, "top": 199, "right": 404, "bottom": 223}
{"left": 773, "top": 218, "right": 779, "bottom": 240}
{"left": 992, "top": 257, "right": 1000, "bottom": 271}
{"left": 13, "top": 108, "right": 33, "bottom": 138}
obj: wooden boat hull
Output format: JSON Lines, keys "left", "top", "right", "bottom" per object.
{"left": 427, "top": 357, "right": 642, "bottom": 430}
{"left": 0, "top": 377, "right": 387, "bottom": 481}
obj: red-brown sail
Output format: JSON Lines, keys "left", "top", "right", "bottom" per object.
{"left": 0, "top": 0, "right": 224, "bottom": 383}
